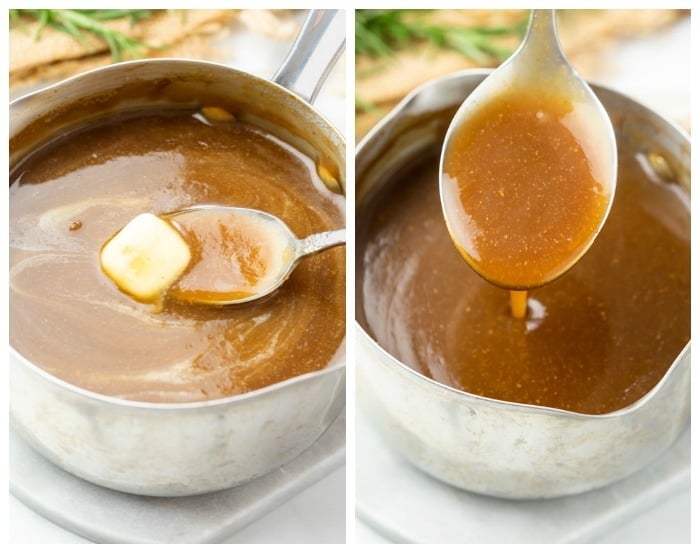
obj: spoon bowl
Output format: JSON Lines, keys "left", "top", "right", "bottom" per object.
{"left": 439, "top": 10, "right": 617, "bottom": 294}
{"left": 168, "top": 205, "right": 346, "bottom": 306}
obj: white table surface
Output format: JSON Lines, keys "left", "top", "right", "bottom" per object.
{"left": 10, "top": 466, "right": 346, "bottom": 544}
{"left": 355, "top": 490, "right": 691, "bottom": 544}
{"left": 9, "top": 10, "right": 347, "bottom": 544}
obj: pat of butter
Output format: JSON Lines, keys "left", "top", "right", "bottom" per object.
{"left": 100, "top": 213, "right": 191, "bottom": 302}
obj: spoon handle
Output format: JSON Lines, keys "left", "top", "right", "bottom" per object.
{"left": 298, "top": 228, "right": 346, "bottom": 257}
{"left": 520, "top": 9, "right": 566, "bottom": 63}
{"left": 273, "top": 10, "right": 345, "bottom": 104}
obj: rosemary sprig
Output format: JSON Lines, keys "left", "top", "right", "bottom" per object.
{"left": 356, "top": 10, "right": 527, "bottom": 64}
{"left": 10, "top": 9, "right": 157, "bottom": 62}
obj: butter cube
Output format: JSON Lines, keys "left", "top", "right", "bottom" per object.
{"left": 100, "top": 213, "right": 191, "bottom": 302}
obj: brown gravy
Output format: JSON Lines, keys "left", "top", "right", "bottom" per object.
{"left": 357, "top": 145, "right": 689, "bottom": 415}
{"left": 10, "top": 109, "right": 345, "bottom": 403}
{"left": 442, "top": 89, "right": 611, "bottom": 289}
{"left": 167, "top": 208, "right": 292, "bottom": 304}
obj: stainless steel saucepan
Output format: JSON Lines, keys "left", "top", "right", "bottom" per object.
{"left": 10, "top": 10, "right": 346, "bottom": 497}
{"left": 356, "top": 70, "right": 690, "bottom": 499}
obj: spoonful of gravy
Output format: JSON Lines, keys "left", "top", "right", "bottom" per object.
{"left": 440, "top": 9, "right": 617, "bottom": 318}
{"left": 100, "top": 206, "right": 345, "bottom": 307}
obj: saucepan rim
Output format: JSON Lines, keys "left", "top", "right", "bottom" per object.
{"left": 355, "top": 68, "right": 690, "bottom": 421}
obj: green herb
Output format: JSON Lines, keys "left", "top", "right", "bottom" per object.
{"left": 356, "top": 10, "right": 527, "bottom": 64}
{"left": 10, "top": 9, "right": 158, "bottom": 62}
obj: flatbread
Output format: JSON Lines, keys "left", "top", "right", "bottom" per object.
{"left": 9, "top": 9, "right": 299, "bottom": 95}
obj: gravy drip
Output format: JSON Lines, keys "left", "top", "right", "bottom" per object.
{"left": 358, "top": 147, "right": 689, "bottom": 415}
{"left": 10, "top": 110, "right": 345, "bottom": 403}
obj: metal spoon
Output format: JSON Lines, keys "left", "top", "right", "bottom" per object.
{"left": 439, "top": 9, "right": 617, "bottom": 317}
{"left": 167, "top": 205, "right": 345, "bottom": 306}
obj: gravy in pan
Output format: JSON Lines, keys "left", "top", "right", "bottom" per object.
{"left": 10, "top": 109, "right": 345, "bottom": 403}
{"left": 357, "top": 145, "right": 689, "bottom": 415}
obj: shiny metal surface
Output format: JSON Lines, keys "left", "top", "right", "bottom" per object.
{"left": 10, "top": 11, "right": 346, "bottom": 497}
{"left": 356, "top": 70, "right": 690, "bottom": 499}
{"left": 273, "top": 10, "right": 345, "bottom": 104}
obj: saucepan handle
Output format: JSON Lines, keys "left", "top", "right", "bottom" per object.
{"left": 272, "top": 9, "right": 345, "bottom": 105}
